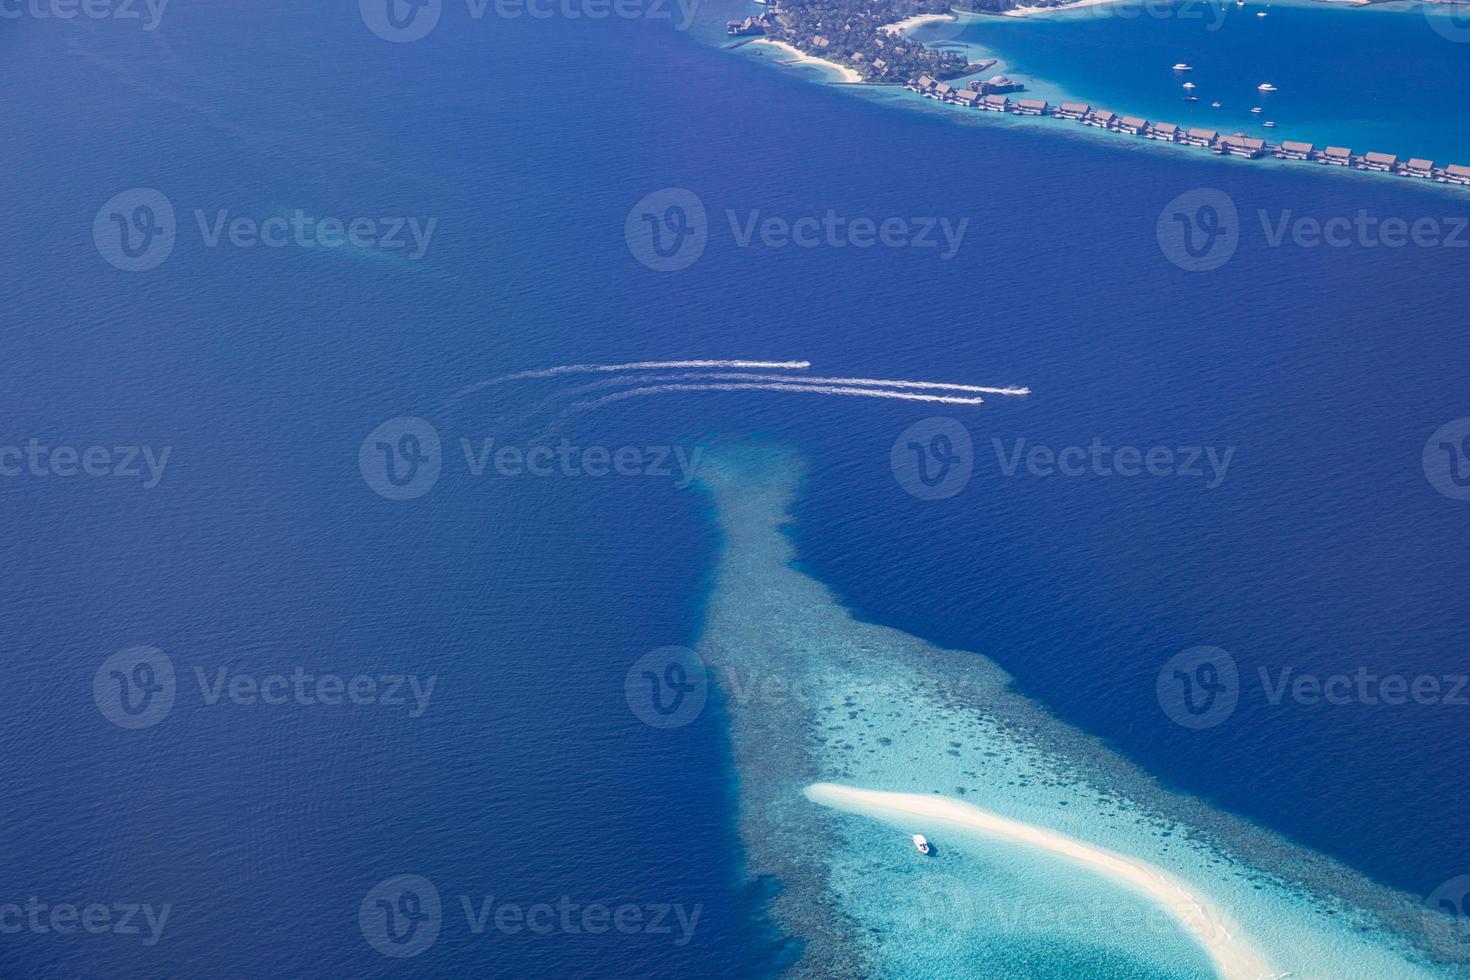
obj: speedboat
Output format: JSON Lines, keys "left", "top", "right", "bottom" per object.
{"left": 1182, "top": 82, "right": 1196, "bottom": 90}
{"left": 912, "top": 834, "right": 931, "bottom": 855}
{"left": 1258, "top": 83, "right": 1278, "bottom": 92}
{"left": 1264, "top": 121, "right": 1277, "bottom": 128}
{"left": 1251, "top": 106, "right": 1263, "bottom": 114}
{"left": 1211, "top": 101, "right": 1222, "bottom": 108}
{"left": 1256, "top": 10, "right": 1267, "bottom": 15}
{"left": 1185, "top": 95, "right": 1199, "bottom": 102}
{"left": 1173, "top": 63, "right": 1192, "bottom": 71}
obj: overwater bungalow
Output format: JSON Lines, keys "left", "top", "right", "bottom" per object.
{"left": 1219, "top": 135, "right": 1267, "bottom": 158}
{"left": 1361, "top": 152, "right": 1397, "bottom": 173}
{"left": 909, "top": 75, "right": 937, "bottom": 95}
{"left": 1015, "top": 98, "right": 1049, "bottom": 116}
{"left": 1147, "top": 123, "right": 1180, "bottom": 142}
{"left": 1278, "top": 140, "right": 1314, "bottom": 161}
{"left": 1320, "top": 146, "right": 1353, "bottom": 166}
{"left": 1086, "top": 109, "right": 1117, "bottom": 129}
{"left": 1403, "top": 158, "right": 1434, "bottom": 178}
{"left": 980, "top": 74, "right": 1024, "bottom": 95}
{"left": 953, "top": 90, "right": 981, "bottom": 108}
{"left": 1119, "top": 116, "right": 1149, "bottom": 136}
{"left": 934, "top": 83, "right": 955, "bottom": 101}
{"left": 982, "top": 94, "right": 1011, "bottom": 112}
{"left": 1056, "top": 102, "right": 1091, "bottom": 120}
{"left": 1183, "top": 127, "right": 1218, "bottom": 147}
{"left": 1443, "top": 164, "right": 1470, "bottom": 186}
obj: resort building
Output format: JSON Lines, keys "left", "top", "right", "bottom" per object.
{"left": 1056, "top": 102, "right": 1091, "bottom": 120}
{"left": 1218, "top": 135, "right": 1267, "bottom": 158}
{"left": 979, "top": 74, "right": 1024, "bottom": 95}
{"left": 1183, "top": 128, "right": 1218, "bottom": 148}
{"left": 1119, "top": 116, "right": 1149, "bottom": 136}
{"left": 1015, "top": 98, "right": 1049, "bottom": 116}
{"left": 982, "top": 94, "right": 1011, "bottom": 112}
{"left": 1085, "top": 109, "right": 1117, "bottom": 129}
{"left": 1444, "top": 164, "right": 1470, "bottom": 186}
{"left": 909, "top": 75, "right": 936, "bottom": 95}
{"left": 953, "top": 90, "right": 981, "bottom": 108}
{"left": 1278, "top": 141, "right": 1314, "bottom": 161}
{"left": 1403, "top": 158, "right": 1434, "bottom": 178}
{"left": 1147, "top": 123, "right": 1180, "bottom": 142}
{"left": 933, "top": 83, "right": 954, "bottom": 101}
{"left": 1362, "top": 152, "right": 1397, "bottom": 172}
{"left": 1321, "top": 146, "right": 1353, "bottom": 166}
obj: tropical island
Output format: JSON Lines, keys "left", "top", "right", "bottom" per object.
{"left": 731, "top": 1, "right": 974, "bottom": 82}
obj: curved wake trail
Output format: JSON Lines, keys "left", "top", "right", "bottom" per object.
{"left": 557, "top": 371, "right": 1030, "bottom": 397}
{"left": 453, "top": 360, "right": 813, "bottom": 398}
{"left": 568, "top": 382, "right": 988, "bottom": 413}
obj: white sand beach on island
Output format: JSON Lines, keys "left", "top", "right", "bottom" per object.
{"left": 879, "top": 12, "right": 958, "bottom": 33}
{"left": 1002, "top": 0, "right": 1127, "bottom": 16}
{"left": 805, "top": 783, "right": 1282, "bottom": 980}
{"left": 752, "top": 40, "right": 862, "bottom": 83}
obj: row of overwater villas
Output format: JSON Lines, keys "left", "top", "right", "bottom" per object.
{"left": 907, "top": 76, "right": 1470, "bottom": 185}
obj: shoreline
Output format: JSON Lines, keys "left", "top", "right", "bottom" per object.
{"left": 751, "top": 39, "right": 862, "bottom": 83}
{"left": 807, "top": 783, "right": 1280, "bottom": 980}
{"left": 878, "top": 12, "right": 959, "bottom": 32}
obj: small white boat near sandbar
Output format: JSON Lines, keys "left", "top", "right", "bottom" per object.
{"left": 912, "top": 834, "right": 931, "bottom": 854}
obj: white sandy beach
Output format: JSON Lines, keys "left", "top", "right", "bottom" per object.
{"left": 805, "top": 783, "right": 1282, "bottom": 980}
{"left": 879, "top": 12, "right": 958, "bottom": 33}
{"left": 752, "top": 40, "right": 862, "bottom": 83}
{"left": 1001, "top": 0, "right": 1127, "bottom": 17}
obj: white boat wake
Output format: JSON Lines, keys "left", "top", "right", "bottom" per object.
{"left": 453, "top": 359, "right": 814, "bottom": 398}
{"left": 448, "top": 358, "right": 1029, "bottom": 433}
{"left": 566, "top": 382, "right": 991, "bottom": 411}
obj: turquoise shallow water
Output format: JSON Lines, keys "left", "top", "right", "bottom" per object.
{"left": 902, "top": 0, "right": 1470, "bottom": 165}
{"left": 696, "top": 444, "right": 1465, "bottom": 978}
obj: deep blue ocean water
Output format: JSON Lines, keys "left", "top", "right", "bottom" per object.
{"left": 2, "top": 0, "right": 1469, "bottom": 975}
